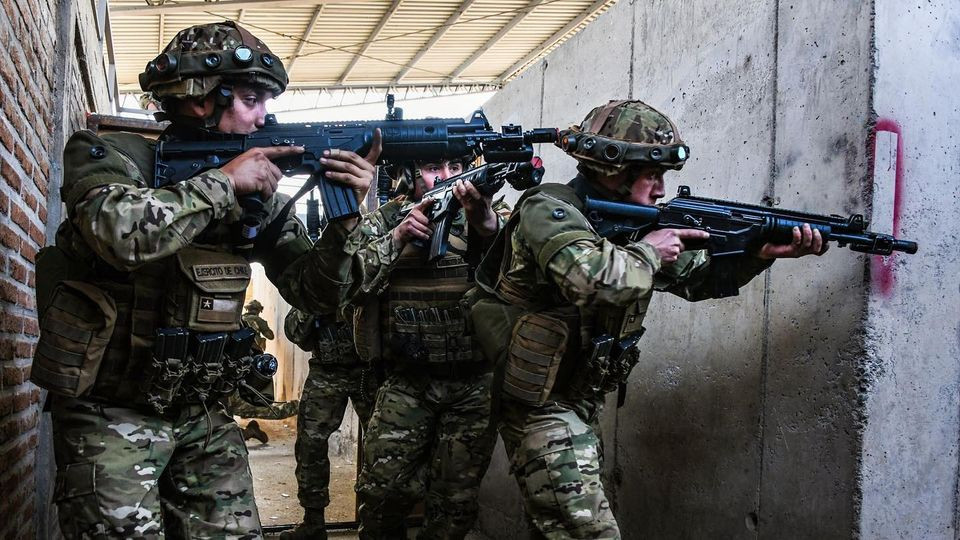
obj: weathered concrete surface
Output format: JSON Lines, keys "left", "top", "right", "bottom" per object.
{"left": 477, "top": 0, "right": 956, "bottom": 538}
{"left": 757, "top": 1, "right": 874, "bottom": 536}
{"left": 859, "top": 1, "right": 960, "bottom": 538}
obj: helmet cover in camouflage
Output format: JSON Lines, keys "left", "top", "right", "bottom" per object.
{"left": 393, "top": 153, "right": 479, "bottom": 198}
{"left": 140, "top": 20, "right": 288, "bottom": 102}
{"left": 557, "top": 100, "right": 690, "bottom": 177}
{"left": 245, "top": 299, "right": 264, "bottom": 312}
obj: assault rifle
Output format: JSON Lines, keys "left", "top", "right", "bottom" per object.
{"left": 154, "top": 110, "right": 557, "bottom": 224}
{"left": 402, "top": 157, "right": 545, "bottom": 262}
{"left": 585, "top": 185, "right": 918, "bottom": 297}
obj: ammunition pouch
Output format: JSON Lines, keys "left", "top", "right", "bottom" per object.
{"left": 502, "top": 307, "right": 579, "bottom": 407}
{"left": 312, "top": 321, "right": 358, "bottom": 365}
{"left": 31, "top": 281, "right": 117, "bottom": 397}
{"left": 141, "top": 326, "right": 275, "bottom": 414}
{"left": 163, "top": 248, "right": 250, "bottom": 332}
{"left": 389, "top": 305, "right": 472, "bottom": 364}
{"left": 567, "top": 328, "right": 645, "bottom": 400}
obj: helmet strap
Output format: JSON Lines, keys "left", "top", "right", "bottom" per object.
{"left": 205, "top": 83, "right": 234, "bottom": 130}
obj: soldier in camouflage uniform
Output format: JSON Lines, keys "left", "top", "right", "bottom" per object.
{"left": 471, "top": 100, "right": 828, "bottom": 539}
{"left": 280, "top": 306, "right": 379, "bottom": 540}
{"left": 33, "top": 21, "right": 380, "bottom": 539}
{"left": 317, "top": 155, "right": 509, "bottom": 539}
{"left": 242, "top": 299, "right": 275, "bottom": 351}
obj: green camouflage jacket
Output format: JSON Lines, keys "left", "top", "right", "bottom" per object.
{"left": 58, "top": 128, "right": 351, "bottom": 316}
{"left": 319, "top": 194, "right": 510, "bottom": 302}
{"left": 476, "top": 176, "right": 773, "bottom": 342}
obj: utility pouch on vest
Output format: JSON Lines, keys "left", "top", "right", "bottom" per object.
{"left": 391, "top": 306, "right": 471, "bottom": 363}
{"left": 32, "top": 281, "right": 117, "bottom": 397}
{"left": 144, "top": 327, "right": 190, "bottom": 414}
{"left": 164, "top": 248, "right": 250, "bottom": 332}
{"left": 503, "top": 310, "right": 572, "bottom": 406}
{"left": 313, "top": 322, "right": 356, "bottom": 364}
{"left": 569, "top": 328, "right": 645, "bottom": 399}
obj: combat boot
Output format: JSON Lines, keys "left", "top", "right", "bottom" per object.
{"left": 241, "top": 420, "right": 269, "bottom": 444}
{"left": 279, "top": 508, "right": 326, "bottom": 540}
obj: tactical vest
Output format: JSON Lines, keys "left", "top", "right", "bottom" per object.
{"left": 473, "top": 180, "right": 648, "bottom": 406}
{"left": 32, "top": 130, "right": 256, "bottom": 409}
{"left": 285, "top": 307, "right": 361, "bottom": 365}
{"left": 379, "top": 230, "right": 474, "bottom": 365}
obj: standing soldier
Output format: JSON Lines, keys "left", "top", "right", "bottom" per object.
{"left": 471, "top": 100, "right": 828, "bottom": 538}
{"left": 280, "top": 306, "right": 379, "bottom": 540}
{"left": 32, "top": 21, "right": 379, "bottom": 538}
{"left": 332, "top": 155, "right": 509, "bottom": 539}
{"left": 243, "top": 299, "right": 275, "bottom": 351}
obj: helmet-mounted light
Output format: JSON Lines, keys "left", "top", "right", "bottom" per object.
{"left": 557, "top": 128, "right": 690, "bottom": 170}
{"left": 233, "top": 46, "right": 254, "bottom": 64}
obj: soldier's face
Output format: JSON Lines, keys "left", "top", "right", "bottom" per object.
{"left": 215, "top": 85, "right": 273, "bottom": 134}
{"left": 626, "top": 165, "right": 666, "bottom": 205}
{"left": 414, "top": 160, "right": 465, "bottom": 198}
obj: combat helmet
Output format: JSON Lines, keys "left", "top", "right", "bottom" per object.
{"left": 557, "top": 100, "right": 690, "bottom": 178}
{"left": 392, "top": 151, "right": 480, "bottom": 199}
{"left": 139, "top": 20, "right": 288, "bottom": 127}
{"left": 245, "top": 299, "right": 264, "bottom": 313}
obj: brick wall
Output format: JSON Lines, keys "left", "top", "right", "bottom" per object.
{"left": 0, "top": 0, "right": 111, "bottom": 538}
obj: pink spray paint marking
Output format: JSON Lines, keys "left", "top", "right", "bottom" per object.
{"left": 869, "top": 118, "right": 905, "bottom": 297}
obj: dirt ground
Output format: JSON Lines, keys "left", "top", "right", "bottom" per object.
{"left": 243, "top": 417, "right": 360, "bottom": 528}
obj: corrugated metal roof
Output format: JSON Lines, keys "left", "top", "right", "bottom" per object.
{"left": 108, "top": 0, "right": 617, "bottom": 92}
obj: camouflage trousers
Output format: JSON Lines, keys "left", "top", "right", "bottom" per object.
{"left": 356, "top": 368, "right": 497, "bottom": 540}
{"left": 499, "top": 397, "right": 619, "bottom": 540}
{"left": 50, "top": 395, "right": 261, "bottom": 539}
{"left": 295, "top": 362, "right": 378, "bottom": 510}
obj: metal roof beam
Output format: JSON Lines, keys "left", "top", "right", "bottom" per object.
{"left": 393, "top": 0, "right": 477, "bottom": 84}
{"left": 286, "top": 4, "right": 325, "bottom": 76}
{"left": 445, "top": 0, "right": 545, "bottom": 82}
{"left": 496, "top": 0, "right": 609, "bottom": 83}
{"left": 338, "top": 0, "right": 403, "bottom": 84}
{"left": 113, "top": 0, "right": 367, "bottom": 15}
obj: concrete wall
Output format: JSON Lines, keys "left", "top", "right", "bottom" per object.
{"left": 478, "top": 0, "right": 955, "bottom": 537}
{"left": 859, "top": 1, "right": 960, "bottom": 537}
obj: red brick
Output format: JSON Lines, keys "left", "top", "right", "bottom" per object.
{"left": 37, "top": 205, "right": 46, "bottom": 224}
{"left": 15, "top": 339, "right": 33, "bottom": 358}
{"left": 20, "top": 243, "right": 35, "bottom": 263}
{"left": 21, "top": 192, "right": 36, "bottom": 213}
{"left": 0, "top": 223, "right": 21, "bottom": 250}
{"left": 0, "top": 337, "right": 14, "bottom": 359}
{"left": 13, "top": 145, "right": 33, "bottom": 178}
{"left": 28, "top": 224, "right": 42, "bottom": 247}
{"left": 0, "top": 391, "right": 11, "bottom": 416}
{"left": 0, "top": 276, "right": 20, "bottom": 303}
{"left": 0, "top": 190, "right": 8, "bottom": 216}
{"left": 0, "top": 159, "right": 21, "bottom": 192}
{"left": 10, "top": 204, "right": 29, "bottom": 233}
{"left": 2, "top": 365, "right": 27, "bottom": 386}
{"left": 1, "top": 313, "right": 24, "bottom": 332}
{"left": 33, "top": 173, "right": 47, "bottom": 198}
{"left": 0, "top": 49, "right": 15, "bottom": 92}
{"left": 0, "top": 120, "right": 13, "bottom": 153}
{"left": 18, "top": 290, "right": 35, "bottom": 310}
{"left": 8, "top": 259, "right": 25, "bottom": 282}
{"left": 26, "top": 270, "right": 34, "bottom": 289}
{"left": 12, "top": 389, "right": 31, "bottom": 413}
{"left": 38, "top": 157, "right": 49, "bottom": 180}
{"left": 22, "top": 317, "right": 38, "bottom": 337}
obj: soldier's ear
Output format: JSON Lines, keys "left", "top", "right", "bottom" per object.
{"left": 174, "top": 95, "right": 214, "bottom": 120}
